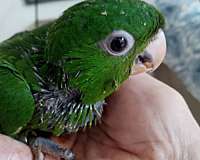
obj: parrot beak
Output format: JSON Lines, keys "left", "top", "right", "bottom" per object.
{"left": 131, "top": 29, "right": 166, "bottom": 75}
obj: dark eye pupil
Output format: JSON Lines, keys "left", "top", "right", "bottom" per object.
{"left": 110, "top": 36, "right": 127, "bottom": 52}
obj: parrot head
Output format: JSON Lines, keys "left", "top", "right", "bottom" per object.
{"left": 45, "top": 0, "right": 165, "bottom": 104}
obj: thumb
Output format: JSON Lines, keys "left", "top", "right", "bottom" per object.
{"left": 0, "top": 134, "right": 33, "bottom": 160}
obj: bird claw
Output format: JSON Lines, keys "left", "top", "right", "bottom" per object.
{"left": 63, "top": 150, "right": 75, "bottom": 160}
{"left": 30, "top": 137, "right": 75, "bottom": 160}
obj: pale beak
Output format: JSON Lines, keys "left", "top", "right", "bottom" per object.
{"left": 131, "top": 29, "right": 167, "bottom": 75}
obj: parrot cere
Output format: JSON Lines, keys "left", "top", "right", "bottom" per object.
{"left": 0, "top": 0, "right": 164, "bottom": 159}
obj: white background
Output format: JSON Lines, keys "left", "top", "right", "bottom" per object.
{"left": 0, "top": 0, "right": 82, "bottom": 42}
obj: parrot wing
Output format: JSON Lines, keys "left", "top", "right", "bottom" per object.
{"left": 0, "top": 65, "right": 35, "bottom": 136}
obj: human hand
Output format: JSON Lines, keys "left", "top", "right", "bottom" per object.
{"left": 0, "top": 134, "right": 33, "bottom": 160}
{"left": 1, "top": 72, "right": 200, "bottom": 160}
{"left": 48, "top": 73, "right": 200, "bottom": 160}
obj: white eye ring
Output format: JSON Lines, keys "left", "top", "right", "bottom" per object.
{"left": 100, "top": 30, "right": 135, "bottom": 56}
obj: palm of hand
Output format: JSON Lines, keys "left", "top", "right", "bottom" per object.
{"left": 48, "top": 74, "right": 200, "bottom": 160}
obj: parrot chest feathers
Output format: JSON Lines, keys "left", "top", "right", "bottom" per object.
{"left": 30, "top": 87, "right": 104, "bottom": 135}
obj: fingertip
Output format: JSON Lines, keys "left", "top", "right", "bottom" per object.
{"left": 0, "top": 134, "right": 33, "bottom": 160}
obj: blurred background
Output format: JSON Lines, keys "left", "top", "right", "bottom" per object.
{"left": 0, "top": 0, "right": 200, "bottom": 123}
{"left": 0, "top": 0, "right": 81, "bottom": 42}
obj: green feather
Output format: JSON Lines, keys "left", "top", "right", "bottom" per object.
{"left": 0, "top": 67, "right": 34, "bottom": 135}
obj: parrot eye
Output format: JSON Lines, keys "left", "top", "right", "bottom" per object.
{"left": 110, "top": 36, "right": 127, "bottom": 52}
{"left": 100, "top": 30, "right": 135, "bottom": 56}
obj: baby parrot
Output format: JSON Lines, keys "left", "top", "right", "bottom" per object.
{"left": 0, "top": 0, "right": 165, "bottom": 159}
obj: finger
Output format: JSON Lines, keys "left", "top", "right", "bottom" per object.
{"left": 0, "top": 134, "right": 33, "bottom": 160}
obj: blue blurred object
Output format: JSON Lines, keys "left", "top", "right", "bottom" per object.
{"left": 155, "top": 0, "right": 200, "bottom": 101}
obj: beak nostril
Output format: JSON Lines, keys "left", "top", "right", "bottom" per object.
{"left": 132, "top": 51, "right": 154, "bottom": 75}
{"left": 132, "top": 29, "right": 166, "bottom": 75}
{"left": 138, "top": 55, "right": 145, "bottom": 63}
{"left": 137, "top": 51, "right": 153, "bottom": 64}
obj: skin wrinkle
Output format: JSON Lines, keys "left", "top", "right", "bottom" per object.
{"left": 70, "top": 134, "right": 79, "bottom": 150}
{"left": 91, "top": 126, "right": 120, "bottom": 147}
{"left": 156, "top": 113, "right": 176, "bottom": 160}
{"left": 142, "top": 81, "right": 179, "bottom": 160}
{"left": 89, "top": 125, "right": 170, "bottom": 160}
{"left": 83, "top": 134, "right": 136, "bottom": 159}
{"left": 73, "top": 133, "right": 88, "bottom": 160}
{"left": 142, "top": 91, "right": 175, "bottom": 159}
{"left": 99, "top": 122, "right": 163, "bottom": 156}
{"left": 71, "top": 125, "right": 142, "bottom": 160}
{"left": 87, "top": 125, "right": 147, "bottom": 158}
{"left": 79, "top": 134, "right": 87, "bottom": 160}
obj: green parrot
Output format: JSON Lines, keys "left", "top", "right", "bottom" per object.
{"left": 0, "top": 0, "right": 165, "bottom": 159}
